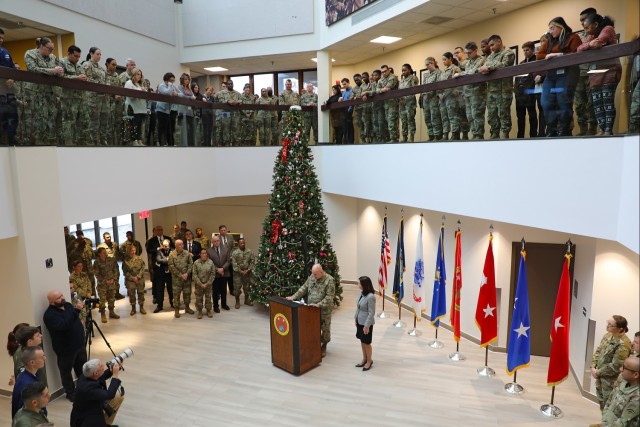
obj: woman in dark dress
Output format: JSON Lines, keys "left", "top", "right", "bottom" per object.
{"left": 354, "top": 276, "right": 376, "bottom": 371}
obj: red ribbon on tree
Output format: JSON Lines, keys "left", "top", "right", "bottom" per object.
{"left": 282, "top": 137, "right": 291, "bottom": 163}
{"left": 270, "top": 219, "right": 282, "bottom": 244}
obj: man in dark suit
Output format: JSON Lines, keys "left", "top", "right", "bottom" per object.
{"left": 183, "top": 229, "right": 201, "bottom": 263}
{"left": 145, "top": 225, "right": 172, "bottom": 301}
{"left": 218, "top": 225, "right": 235, "bottom": 295}
{"left": 207, "top": 235, "right": 231, "bottom": 312}
{"left": 70, "top": 359, "right": 123, "bottom": 427}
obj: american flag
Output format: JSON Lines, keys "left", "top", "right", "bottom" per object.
{"left": 377, "top": 214, "right": 391, "bottom": 295}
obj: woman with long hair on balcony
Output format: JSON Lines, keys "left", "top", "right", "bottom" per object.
{"left": 124, "top": 68, "right": 148, "bottom": 146}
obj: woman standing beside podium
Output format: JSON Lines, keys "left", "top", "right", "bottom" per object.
{"left": 355, "top": 276, "right": 376, "bottom": 371}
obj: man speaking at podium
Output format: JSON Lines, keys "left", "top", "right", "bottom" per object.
{"left": 287, "top": 264, "right": 335, "bottom": 358}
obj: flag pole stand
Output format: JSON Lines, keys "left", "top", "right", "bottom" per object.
{"left": 393, "top": 304, "right": 405, "bottom": 327}
{"left": 448, "top": 342, "right": 466, "bottom": 361}
{"left": 427, "top": 328, "right": 444, "bottom": 348}
{"left": 407, "top": 315, "right": 421, "bottom": 336}
{"left": 376, "top": 290, "right": 390, "bottom": 318}
{"left": 540, "top": 386, "right": 563, "bottom": 418}
{"left": 476, "top": 347, "right": 496, "bottom": 376}
{"left": 504, "top": 371, "right": 524, "bottom": 394}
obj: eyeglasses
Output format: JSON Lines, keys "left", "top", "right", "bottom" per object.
{"left": 43, "top": 45, "right": 54, "bottom": 52}
{"left": 622, "top": 366, "right": 639, "bottom": 373}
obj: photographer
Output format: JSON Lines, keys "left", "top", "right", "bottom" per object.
{"left": 70, "top": 358, "right": 124, "bottom": 427}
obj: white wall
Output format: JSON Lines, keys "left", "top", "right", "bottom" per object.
{"left": 0, "top": 149, "right": 17, "bottom": 239}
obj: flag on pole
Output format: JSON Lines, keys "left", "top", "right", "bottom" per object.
{"left": 412, "top": 217, "right": 425, "bottom": 319}
{"left": 392, "top": 216, "right": 405, "bottom": 304}
{"left": 430, "top": 225, "right": 447, "bottom": 327}
{"left": 377, "top": 214, "right": 391, "bottom": 296}
{"left": 474, "top": 235, "right": 498, "bottom": 347}
{"left": 507, "top": 250, "right": 531, "bottom": 375}
{"left": 450, "top": 229, "right": 462, "bottom": 342}
{"left": 547, "top": 253, "right": 572, "bottom": 386}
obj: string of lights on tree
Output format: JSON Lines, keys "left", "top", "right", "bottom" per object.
{"left": 251, "top": 108, "right": 343, "bottom": 306}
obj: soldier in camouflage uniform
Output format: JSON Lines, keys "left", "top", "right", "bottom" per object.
{"left": 69, "top": 260, "right": 93, "bottom": 324}
{"left": 377, "top": 65, "right": 399, "bottom": 142}
{"left": 453, "top": 47, "right": 471, "bottom": 139}
{"left": 288, "top": 264, "right": 336, "bottom": 357}
{"left": 59, "top": 45, "right": 88, "bottom": 146}
{"left": 192, "top": 249, "right": 215, "bottom": 318}
{"left": 279, "top": 79, "right": 300, "bottom": 138}
{"left": 118, "top": 59, "right": 136, "bottom": 145}
{"left": 267, "top": 87, "right": 279, "bottom": 145}
{"left": 479, "top": 35, "right": 515, "bottom": 139}
{"left": 67, "top": 233, "right": 96, "bottom": 296}
{"left": 630, "top": 81, "right": 640, "bottom": 134}
{"left": 591, "top": 316, "right": 632, "bottom": 409}
{"left": 168, "top": 239, "right": 194, "bottom": 318}
{"left": 576, "top": 10, "right": 597, "bottom": 135}
{"left": 399, "top": 64, "right": 419, "bottom": 142}
{"left": 239, "top": 83, "right": 256, "bottom": 146}
{"left": 215, "top": 80, "right": 241, "bottom": 146}
{"left": 438, "top": 53, "right": 462, "bottom": 140}
{"left": 82, "top": 47, "right": 109, "bottom": 145}
{"left": 122, "top": 245, "right": 146, "bottom": 315}
{"left": 255, "top": 88, "right": 273, "bottom": 146}
{"left": 24, "top": 37, "right": 64, "bottom": 145}
{"left": 421, "top": 58, "right": 443, "bottom": 141}
{"left": 105, "top": 58, "right": 124, "bottom": 146}
{"left": 300, "top": 83, "right": 318, "bottom": 144}
{"left": 455, "top": 42, "right": 487, "bottom": 140}
{"left": 93, "top": 247, "right": 120, "bottom": 323}
{"left": 231, "top": 238, "right": 255, "bottom": 308}
{"left": 362, "top": 70, "right": 384, "bottom": 143}
{"left": 591, "top": 357, "right": 639, "bottom": 427}
{"left": 119, "top": 231, "right": 143, "bottom": 261}
{"left": 358, "top": 72, "right": 373, "bottom": 143}
{"left": 194, "top": 228, "right": 210, "bottom": 250}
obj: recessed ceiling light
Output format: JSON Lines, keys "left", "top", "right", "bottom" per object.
{"left": 204, "top": 66, "right": 228, "bottom": 73}
{"left": 311, "top": 58, "right": 336, "bottom": 63}
{"left": 370, "top": 36, "right": 402, "bottom": 44}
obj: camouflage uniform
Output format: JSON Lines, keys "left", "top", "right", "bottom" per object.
{"left": 215, "top": 88, "right": 241, "bottom": 146}
{"left": 279, "top": 89, "right": 300, "bottom": 138}
{"left": 300, "top": 91, "right": 318, "bottom": 143}
{"left": 93, "top": 256, "right": 120, "bottom": 316}
{"left": 368, "top": 78, "right": 387, "bottom": 143}
{"left": 358, "top": 81, "right": 373, "bottom": 143}
{"left": 194, "top": 235, "right": 210, "bottom": 251}
{"left": 629, "top": 81, "right": 639, "bottom": 134}
{"left": 231, "top": 247, "right": 255, "bottom": 301}
{"left": 168, "top": 249, "right": 193, "bottom": 308}
{"left": 106, "top": 70, "right": 124, "bottom": 146}
{"left": 239, "top": 92, "right": 256, "bottom": 146}
{"left": 456, "top": 59, "right": 471, "bottom": 138}
{"left": 123, "top": 255, "right": 146, "bottom": 307}
{"left": 192, "top": 257, "right": 215, "bottom": 314}
{"left": 398, "top": 73, "right": 419, "bottom": 142}
{"left": 460, "top": 56, "right": 487, "bottom": 139}
{"left": 592, "top": 333, "right": 632, "bottom": 409}
{"left": 69, "top": 271, "right": 93, "bottom": 324}
{"left": 82, "top": 61, "right": 109, "bottom": 145}
{"left": 68, "top": 241, "right": 96, "bottom": 293}
{"left": 97, "top": 241, "right": 121, "bottom": 261}
{"left": 600, "top": 378, "right": 639, "bottom": 427}
{"left": 24, "top": 49, "right": 61, "bottom": 145}
{"left": 120, "top": 240, "right": 143, "bottom": 260}
{"left": 270, "top": 95, "right": 279, "bottom": 145}
{"left": 422, "top": 69, "right": 443, "bottom": 140}
{"left": 575, "top": 30, "right": 597, "bottom": 135}
{"left": 118, "top": 71, "right": 134, "bottom": 145}
{"left": 59, "top": 57, "right": 89, "bottom": 146}
{"left": 291, "top": 272, "right": 336, "bottom": 346}
{"left": 438, "top": 64, "right": 462, "bottom": 138}
{"left": 255, "top": 96, "right": 272, "bottom": 146}
{"left": 484, "top": 47, "right": 515, "bottom": 138}
{"left": 378, "top": 72, "right": 399, "bottom": 142}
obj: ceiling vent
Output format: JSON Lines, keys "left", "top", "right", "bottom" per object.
{"left": 421, "top": 16, "right": 453, "bottom": 25}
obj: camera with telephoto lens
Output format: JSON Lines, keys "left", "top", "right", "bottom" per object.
{"left": 106, "top": 348, "right": 134, "bottom": 369}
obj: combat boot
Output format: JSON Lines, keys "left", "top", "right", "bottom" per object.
{"left": 408, "top": 133, "right": 414, "bottom": 142}
{"left": 588, "top": 123, "right": 598, "bottom": 135}
{"left": 235, "top": 296, "right": 241, "bottom": 309}
{"left": 490, "top": 131, "right": 500, "bottom": 139}
{"left": 109, "top": 310, "right": 120, "bottom": 319}
{"left": 174, "top": 307, "right": 181, "bottom": 318}
{"left": 244, "top": 297, "right": 253, "bottom": 306}
{"left": 401, "top": 134, "right": 407, "bottom": 142}
{"left": 428, "top": 134, "right": 434, "bottom": 141}
{"left": 321, "top": 343, "right": 327, "bottom": 358}
{"left": 577, "top": 123, "right": 588, "bottom": 136}
{"left": 462, "top": 132, "right": 469, "bottom": 140}
{"left": 184, "top": 305, "right": 195, "bottom": 315}
{"left": 101, "top": 311, "right": 107, "bottom": 323}
{"left": 500, "top": 131, "right": 510, "bottom": 139}
{"left": 450, "top": 132, "right": 460, "bottom": 141}
{"left": 139, "top": 305, "right": 146, "bottom": 315}
{"left": 434, "top": 134, "right": 442, "bottom": 141}
{"left": 197, "top": 310, "right": 203, "bottom": 319}
{"left": 207, "top": 309, "right": 213, "bottom": 318}
{"left": 130, "top": 305, "right": 136, "bottom": 316}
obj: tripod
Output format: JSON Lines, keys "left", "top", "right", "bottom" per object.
{"left": 84, "top": 303, "right": 121, "bottom": 369}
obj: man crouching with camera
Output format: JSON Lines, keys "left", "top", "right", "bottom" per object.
{"left": 70, "top": 359, "right": 124, "bottom": 427}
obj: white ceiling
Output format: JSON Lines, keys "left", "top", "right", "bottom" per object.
{"left": 0, "top": 12, "right": 70, "bottom": 42}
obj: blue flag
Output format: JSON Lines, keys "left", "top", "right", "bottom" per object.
{"left": 392, "top": 216, "right": 405, "bottom": 304}
{"left": 507, "top": 250, "right": 531, "bottom": 374}
{"left": 430, "top": 225, "right": 447, "bottom": 327}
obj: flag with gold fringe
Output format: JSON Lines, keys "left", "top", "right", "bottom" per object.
{"left": 507, "top": 249, "right": 531, "bottom": 375}
{"left": 412, "top": 217, "right": 425, "bottom": 319}
{"left": 377, "top": 214, "right": 391, "bottom": 296}
{"left": 450, "top": 229, "right": 462, "bottom": 342}
{"left": 430, "top": 225, "right": 447, "bottom": 327}
{"left": 392, "top": 216, "right": 405, "bottom": 304}
{"left": 474, "top": 235, "right": 498, "bottom": 347}
{"left": 547, "top": 253, "right": 572, "bottom": 386}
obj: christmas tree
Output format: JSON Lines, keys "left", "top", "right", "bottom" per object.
{"left": 251, "top": 107, "right": 342, "bottom": 306}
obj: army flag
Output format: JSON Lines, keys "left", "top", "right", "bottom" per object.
{"left": 377, "top": 214, "right": 391, "bottom": 296}
{"left": 507, "top": 250, "right": 531, "bottom": 375}
{"left": 430, "top": 225, "right": 447, "bottom": 327}
{"left": 392, "top": 216, "right": 405, "bottom": 304}
{"left": 412, "top": 218, "right": 425, "bottom": 319}
{"left": 547, "top": 254, "right": 572, "bottom": 386}
{"left": 474, "top": 235, "right": 498, "bottom": 347}
{"left": 450, "top": 229, "right": 462, "bottom": 342}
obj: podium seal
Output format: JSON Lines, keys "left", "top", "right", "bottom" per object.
{"left": 273, "top": 313, "right": 290, "bottom": 336}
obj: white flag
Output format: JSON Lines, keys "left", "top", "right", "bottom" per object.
{"left": 412, "top": 219, "right": 425, "bottom": 319}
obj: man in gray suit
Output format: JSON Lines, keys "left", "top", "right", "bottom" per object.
{"left": 218, "top": 225, "right": 235, "bottom": 295}
{"left": 207, "top": 235, "right": 231, "bottom": 313}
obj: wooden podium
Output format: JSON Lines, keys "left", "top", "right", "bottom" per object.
{"left": 268, "top": 295, "right": 321, "bottom": 375}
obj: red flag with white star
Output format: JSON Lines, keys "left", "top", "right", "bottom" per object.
{"left": 547, "top": 254, "right": 572, "bottom": 386}
{"left": 474, "top": 235, "right": 497, "bottom": 347}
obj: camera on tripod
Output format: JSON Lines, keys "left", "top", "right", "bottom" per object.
{"left": 106, "top": 348, "right": 134, "bottom": 369}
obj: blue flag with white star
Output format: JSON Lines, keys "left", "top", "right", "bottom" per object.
{"left": 430, "top": 225, "right": 447, "bottom": 328}
{"left": 507, "top": 250, "right": 531, "bottom": 374}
